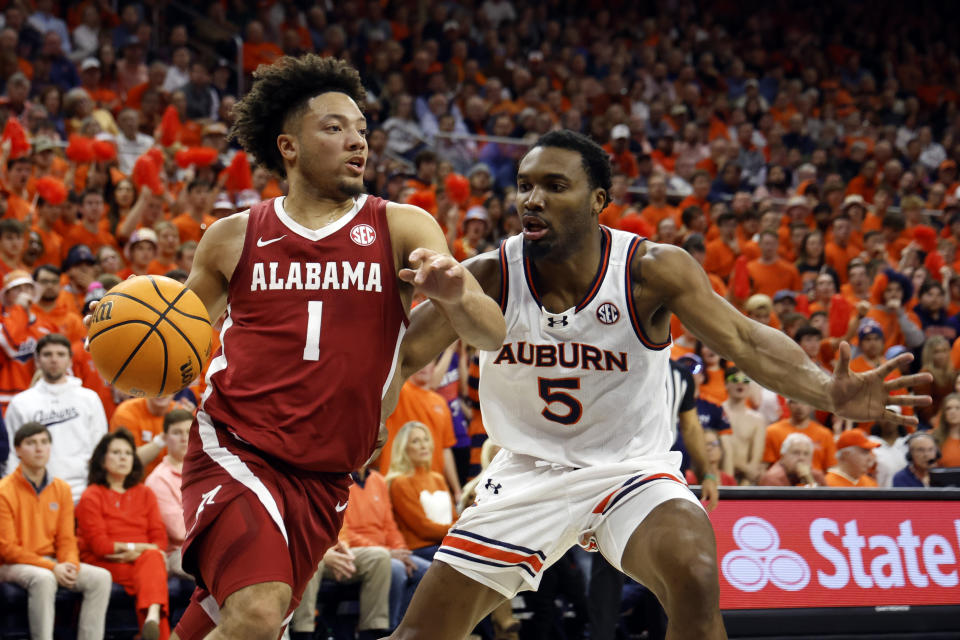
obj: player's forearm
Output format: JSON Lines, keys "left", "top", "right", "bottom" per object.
{"left": 434, "top": 287, "right": 505, "bottom": 351}
{"left": 731, "top": 322, "right": 836, "bottom": 413}
{"left": 678, "top": 410, "right": 710, "bottom": 481}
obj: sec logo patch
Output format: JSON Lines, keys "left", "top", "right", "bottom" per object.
{"left": 350, "top": 224, "right": 376, "bottom": 246}
{"left": 597, "top": 302, "right": 620, "bottom": 325}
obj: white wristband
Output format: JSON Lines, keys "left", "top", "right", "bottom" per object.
{"left": 127, "top": 542, "right": 135, "bottom": 551}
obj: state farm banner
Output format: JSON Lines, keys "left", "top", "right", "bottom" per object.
{"left": 710, "top": 500, "right": 960, "bottom": 609}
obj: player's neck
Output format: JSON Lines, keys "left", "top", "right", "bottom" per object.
{"left": 528, "top": 228, "right": 603, "bottom": 308}
{"left": 283, "top": 185, "right": 357, "bottom": 230}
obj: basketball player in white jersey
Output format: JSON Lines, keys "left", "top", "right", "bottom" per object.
{"left": 387, "top": 130, "right": 930, "bottom": 640}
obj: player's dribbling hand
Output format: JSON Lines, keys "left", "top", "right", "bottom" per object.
{"left": 399, "top": 248, "right": 466, "bottom": 305}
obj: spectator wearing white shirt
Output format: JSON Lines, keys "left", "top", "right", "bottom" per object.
{"left": 115, "top": 108, "right": 155, "bottom": 174}
{"left": 868, "top": 418, "right": 909, "bottom": 488}
{"left": 70, "top": 5, "right": 101, "bottom": 62}
{"left": 162, "top": 46, "right": 191, "bottom": 94}
{"left": 4, "top": 334, "right": 108, "bottom": 504}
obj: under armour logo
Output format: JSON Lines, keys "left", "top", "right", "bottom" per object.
{"left": 547, "top": 316, "right": 569, "bottom": 328}
{"left": 722, "top": 517, "right": 810, "bottom": 592}
{"left": 484, "top": 479, "right": 502, "bottom": 494}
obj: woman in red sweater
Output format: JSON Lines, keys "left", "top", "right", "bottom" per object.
{"left": 387, "top": 421, "right": 457, "bottom": 561}
{"left": 76, "top": 429, "right": 170, "bottom": 640}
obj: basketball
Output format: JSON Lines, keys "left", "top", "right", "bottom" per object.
{"left": 87, "top": 275, "right": 213, "bottom": 398}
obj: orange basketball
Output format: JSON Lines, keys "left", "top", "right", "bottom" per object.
{"left": 88, "top": 275, "right": 213, "bottom": 398}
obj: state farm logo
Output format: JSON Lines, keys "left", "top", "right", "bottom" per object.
{"left": 722, "top": 516, "right": 810, "bottom": 592}
{"left": 350, "top": 224, "right": 376, "bottom": 246}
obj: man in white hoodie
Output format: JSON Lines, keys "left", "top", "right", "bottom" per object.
{"left": 4, "top": 334, "right": 108, "bottom": 503}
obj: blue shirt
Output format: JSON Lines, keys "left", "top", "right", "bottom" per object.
{"left": 892, "top": 466, "right": 925, "bottom": 488}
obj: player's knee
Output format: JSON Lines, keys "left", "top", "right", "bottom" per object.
{"left": 219, "top": 583, "right": 291, "bottom": 639}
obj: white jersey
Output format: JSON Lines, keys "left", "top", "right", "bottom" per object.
{"left": 479, "top": 227, "right": 679, "bottom": 468}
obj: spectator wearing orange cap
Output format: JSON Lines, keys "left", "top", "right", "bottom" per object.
{"left": 763, "top": 398, "right": 836, "bottom": 473}
{"left": 747, "top": 230, "right": 802, "bottom": 298}
{"left": 825, "top": 429, "right": 880, "bottom": 487}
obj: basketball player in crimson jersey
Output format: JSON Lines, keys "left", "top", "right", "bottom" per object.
{"left": 87, "top": 56, "right": 505, "bottom": 640}
{"left": 388, "top": 131, "right": 931, "bottom": 640}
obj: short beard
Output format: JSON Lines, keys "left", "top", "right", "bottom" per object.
{"left": 336, "top": 179, "right": 365, "bottom": 198}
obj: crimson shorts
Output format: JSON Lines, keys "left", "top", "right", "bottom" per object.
{"left": 176, "top": 411, "right": 350, "bottom": 633}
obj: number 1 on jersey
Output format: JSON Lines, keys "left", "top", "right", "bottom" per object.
{"left": 303, "top": 300, "right": 323, "bottom": 361}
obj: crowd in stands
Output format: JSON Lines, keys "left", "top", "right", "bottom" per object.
{"left": 1, "top": 0, "right": 960, "bottom": 638}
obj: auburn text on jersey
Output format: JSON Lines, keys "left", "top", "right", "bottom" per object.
{"left": 492, "top": 341, "right": 628, "bottom": 371}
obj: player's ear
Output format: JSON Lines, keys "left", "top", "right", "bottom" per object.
{"left": 590, "top": 187, "right": 607, "bottom": 217}
{"left": 277, "top": 133, "right": 297, "bottom": 164}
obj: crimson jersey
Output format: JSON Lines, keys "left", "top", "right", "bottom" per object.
{"left": 200, "top": 195, "right": 407, "bottom": 472}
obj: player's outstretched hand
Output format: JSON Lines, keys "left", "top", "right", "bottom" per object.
{"left": 829, "top": 342, "right": 932, "bottom": 426}
{"left": 399, "top": 248, "right": 466, "bottom": 305}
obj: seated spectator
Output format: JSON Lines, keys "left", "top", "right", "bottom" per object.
{"left": 291, "top": 463, "right": 424, "bottom": 637}
{"left": 4, "top": 334, "right": 108, "bottom": 503}
{"left": 110, "top": 394, "right": 181, "bottom": 476}
{"left": 387, "top": 422, "right": 457, "bottom": 561}
{"left": 933, "top": 393, "right": 960, "bottom": 467}
{"left": 291, "top": 536, "right": 391, "bottom": 640}
{"left": 143, "top": 409, "right": 193, "bottom": 579}
{"left": 869, "top": 418, "right": 910, "bottom": 487}
{"left": 825, "top": 430, "right": 880, "bottom": 487}
{"left": 0, "top": 422, "right": 112, "bottom": 640}
{"left": 758, "top": 432, "right": 825, "bottom": 487}
{"left": 32, "top": 265, "right": 86, "bottom": 343}
{"left": 763, "top": 399, "right": 836, "bottom": 473}
{"left": 914, "top": 335, "right": 957, "bottom": 426}
{"left": 719, "top": 366, "right": 766, "bottom": 484}
{"left": 893, "top": 433, "right": 940, "bottom": 487}
{"left": 381, "top": 363, "right": 461, "bottom": 500}
{"left": 684, "top": 428, "right": 736, "bottom": 486}
{"left": 76, "top": 429, "right": 170, "bottom": 640}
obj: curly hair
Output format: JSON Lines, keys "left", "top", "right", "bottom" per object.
{"left": 231, "top": 55, "right": 366, "bottom": 178}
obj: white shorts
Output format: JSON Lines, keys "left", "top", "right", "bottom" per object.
{"left": 435, "top": 449, "right": 703, "bottom": 599}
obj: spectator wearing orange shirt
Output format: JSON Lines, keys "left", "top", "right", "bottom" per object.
{"left": 109, "top": 395, "right": 184, "bottom": 478}
{"left": 5, "top": 156, "right": 37, "bottom": 223}
{"left": 32, "top": 265, "right": 85, "bottom": 343}
{"left": 825, "top": 429, "right": 880, "bottom": 487}
{"left": 62, "top": 190, "right": 120, "bottom": 261}
{"left": 118, "top": 228, "right": 158, "bottom": 280}
{"left": 148, "top": 222, "right": 180, "bottom": 276}
{"left": 601, "top": 125, "right": 639, "bottom": 179}
{"left": 381, "top": 363, "right": 461, "bottom": 499}
{"left": 757, "top": 432, "right": 825, "bottom": 486}
{"left": 825, "top": 216, "right": 860, "bottom": 283}
{"left": 60, "top": 245, "right": 98, "bottom": 314}
{"left": 386, "top": 422, "right": 457, "bottom": 561}
{"left": 763, "top": 398, "right": 837, "bottom": 473}
{"left": 597, "top": 173, "right": 634, "bottom": 228}
{"left": 747, "top": 230, "right": 803, "bottom": 298}
{"left": 452, "top": 207, "right": 492, "bottom": 263}
{"left": 639, "top": 173, "right": 678, "bottom": 230}
{"left": 242, "top": 20, "right": 284, "bottom": 74}
{"left": 677, "top": 171, "right": 712, "bottom": 223}
{"left": 0, "top": 422, "right": 112, "bottom": 640}
{"left": 933, "top": 394, "right": 960, "bottom": 468}
{"left": 650, "top": 132, "right": 678, "bottom": 174}
{"left": 704, "top": 211, "right": 747, "bottom": 280}
{"left": 171, "top": 180, "right": 217, "bottom": 245}
{"left": 864, "top": 271, "right": 923, "bottom": 351}
{"left": 32, "top": 194, "right": 64, "bottom": 271}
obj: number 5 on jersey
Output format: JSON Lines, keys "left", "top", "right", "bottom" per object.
{"left": 303, "top": 301, "right": 323, "bottom": 361}
{"left": 538, "top": 377, "right": 582, "bottom": 425}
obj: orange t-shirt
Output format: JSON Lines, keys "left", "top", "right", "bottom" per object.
{"left": 109, "top": 398, "right": 188, "bottom": 476}
{"left": 746, "top": 259, "right": 802, "bottom": 297}
{"left": 824, "top": 471, "right": 878, "bottom": 487}
{"left": 61, "top": 225, "right": 120, "bottom": 261}
{"left": 388, "top": 467, "right": 456, "bottom": 551}
{"left": 31, "top": 226, "right": 63, "bottom": 271}
{"left": 33, "top": 301, "right": 85, "bottom": 344}
{"left": 699, "top": 368, "right": 728, "bottom": 406}
{"left": 6, "top": 193, "right": 36, "bottom": 222}
{"left": 380, "top": 382, "right": 457, "bottom": 476}
{"left": 242, "top": 41, "right": 284, "bottom": 73}
{"left": 825, "top": 242, "right": 860, "bottom": 283}
{"left": 640, "top": 204, "right": 679, "bottom": 230}
{"left": 940, "top": 436, "right": 960, "bottom": 467}
{"left": 171, "top": 213, "right": 218, "bottom": 245}
{"left": 598, "top": 202, "right": 629, "bottom": 228}
{"left": 763, "top": 419, "right": 837, "bottom": 472}
{"left": 864, "top": 307, "right": 921, "bottom": 352}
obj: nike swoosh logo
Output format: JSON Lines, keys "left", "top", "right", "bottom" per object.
{"left": 335, "top": 501, "right": 348, "bottom": 512}
{"left": 257, "top": 235, "right": 286, "bottom": 247}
